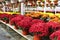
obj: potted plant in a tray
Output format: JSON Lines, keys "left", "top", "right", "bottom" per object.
{"left": 10, "top": 15, "right": 24, "bottom": 29}
{"left": 50, "top": 30, "right": 60, "bottom": 40}
{"left": 1, "top": 14, "right": 10, "bottom": 23}
{"left": 31, "top": 13, "right": 42, "bottom": 19}
{"left": 29, "top": 22, "right": 48, "bottom": 40}
{"left": 17, "top": 17, "right": 33, "bottom": 35}
{"left": 49, "top": 17, "right": 59, "bottom": 23}
{"left": 46, "top": 21, "right": 60, "bottom": 35}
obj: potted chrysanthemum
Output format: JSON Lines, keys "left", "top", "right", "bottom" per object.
{"left": 29, "top": 22, "right": 48, "bottom": 40}
{"left": 50, "top": 30, "right": 60, "bottom": 40}
{"left": 31, "top": 19, "right": 45, "bottom": 24}
{"left": 9, "top": 14, "right": 21, "bottom": 20}
{"left": 10, "top": 15, "right": 24, "bottom": 29}
{"left": 17, "top": 17, "right": 33, "bottom": 35}
{"left": 1, "top": 14, "right": 11, "bottom": 23}
{"left": 46, "top": 21, "right": 60, "bottom": 35}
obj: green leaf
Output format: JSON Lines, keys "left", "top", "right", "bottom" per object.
{"left": 3, "top": 17, "right": 8, "bottom": 21}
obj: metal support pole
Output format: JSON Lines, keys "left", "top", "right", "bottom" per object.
{"left": 2, "top": 3, "right": 5, "bottom": 12}
{"left": 18, "top": 0, "right": 25, "bottom": 15}
{"left": 21, "top": 2, "right": 25, "bottom": 15}
{"left": 13, "top": 4, "right": 14, "bottom": 12}
{"left": 55, "top": 6, "right": 56, "bottom": 14}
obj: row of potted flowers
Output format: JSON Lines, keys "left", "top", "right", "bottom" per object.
{"left": 0, "top": 13, "right": 60, "bottom": 40}
{"left": 25, "top": 12, "right": 60, "bottom": 22}
{"left": 0, "top": 11, "right": 20, "bottom": 14}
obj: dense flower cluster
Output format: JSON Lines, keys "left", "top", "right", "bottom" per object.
{"left": 0, "top": 14, "right": 10, "bottom": 19}
{"left": 9, "top": 14, "right": 20, "bottom": 20}
{"left": 0, "top": 14, "right": 11, "bottom": 23}
{"left": 0, "top": 14, "right": 20, "bottom": 21}
{"left": 50, "top": 30, "right": 60, "bottom": 40}
{"left": 46, "top": 21, "right": 60, "bottom": 31}
{"left": 17, "top": 17, "right": 33, "bottom": 29}
{"left": 10, "top": 15, "right": 24, "bottom": 25}
{"left": 29, "top": 22, "right": 48, "bottom": 37}
{"left": 25, "top": 12, "right": 60, "bottom": 22}
{"left": 1, "top": 13, "right": 60, "bottom": 40}
{"left": 31, "top": 19, "right": 45, "bottom": 24}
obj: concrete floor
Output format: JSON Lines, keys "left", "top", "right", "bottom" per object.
{"left": 0, "top": 23, "right": 27, "bottom": 40}
{"left": 0, "top": 25, "right": 15, "bottom": 40}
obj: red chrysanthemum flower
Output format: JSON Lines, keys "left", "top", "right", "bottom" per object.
{"left": 0, "top": 14, "right": 11, "bottom": 19}
{"left": 31, "top": 19, "right": 45, "bottom": 24}
{"left": 10, "top": 15, "right": 24, "bottom": 25}
{"left": 9, "top": 14, "right": 21, "bottom": 20}
{"left": 50, "top": 30, "right": 60, "bottom": 40}
{"left": 17, "top": 17, "right": 33, "bottom": 29}
{"left": 46, "top": 21, "right": 60, "bottom": 35}
{"left": 0, "top": 14, "right": 11, "bottom": 22}
{"left": 29, "top": 22, "right": 48, "bottom": 37}
{"left": 46, "top": 21, "right": 60, "bottom": 30}
{"left": 23, "top": 16, "right": 33, "bottom": 21}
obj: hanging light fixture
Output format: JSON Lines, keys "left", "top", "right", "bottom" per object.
{"left": 18, "top": 0, "right": 23, "bottom": 2}
{"left": 11, "top": 0, "right": 15, "bottom": 3}
{"left": 11, "top": 0, "right": 16, "bottom": 12}
{"left": 5, "top": 1, "right": 9, "bottom": 5}
{"left": 54, "top": 0, "right": 58, "bottom": 6}
{"left": 37, "top": 0, "right": 41, "bottom": 6}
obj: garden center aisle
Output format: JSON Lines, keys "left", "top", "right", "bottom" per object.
{"left": 0, "top": 24, "right": 15, "bottom": 40}
{"left": 0, "top": 23, "right": 26, "bottom": 40}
